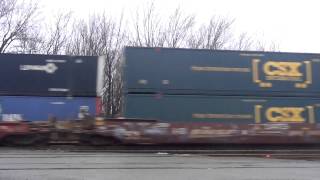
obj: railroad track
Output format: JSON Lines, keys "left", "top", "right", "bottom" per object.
{"left": 2, "top": 145, "right": 320, "bottom": 160}
{"left": 70, "top": 149, "right": 320, "bottom": 160}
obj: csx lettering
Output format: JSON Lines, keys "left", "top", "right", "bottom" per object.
{"left": 263, "top": 61, "right": 302, "bottom": 77}
{"left": 266, "top": 107, "right": 305, "bottom": 122}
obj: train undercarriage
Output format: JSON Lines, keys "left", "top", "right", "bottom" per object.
{"left": 1, "top": 118, "right": 320, "bottom": 146}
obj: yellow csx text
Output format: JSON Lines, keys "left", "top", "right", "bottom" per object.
{"left": 266, "top": 107, "right": 305, "bottom": 123}
{"left": 263, "top": 61, "right": 303, "bottom": 77}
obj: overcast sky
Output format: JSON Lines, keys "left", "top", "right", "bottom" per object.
{"left": 41, "top": 0, "right": 320, "bottom": 53}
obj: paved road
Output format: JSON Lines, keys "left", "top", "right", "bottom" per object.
{"left": 0, "top": 149, "right": 319, "bottom": 180}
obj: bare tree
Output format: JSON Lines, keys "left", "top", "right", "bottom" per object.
{"left": 110, "top": 59, "right": 124, "bottom": 116}
{"left": 229, "top": 32, "right": 254, "bottom": 50}
{"left": 0, "top": 0, "right": 39, "bottom": 53}
{"left": 99, "top": 15, "right": 126, "bottom": 116}
{"left": 188, "top": 16, "right": 234, "bottom": 50}
{"left": 65, "top": 20, "right": 87, "bottom": 55}
{"left": 163, "top": 8, "right": 195, "bottom": 48}
{"left": 0, "top": 0, "right": 15, "bottom": 19}
{"left": 254, "top": 40, "right": 280, "bottom": 52}
{"left": 15, "top": 27, "right": 42, "bottom": 53}
{"left": 40, "top": 11, "right": 73, "bottom": 55}
{"left": 130, "top": 2, "right": 165, "bottom": 47}
{"left": 65, "top": 15, "right": 105, "bottom": 56}
{"left": 130, "top": 4, "right": 195, "bottom": 48}
{"left": 66, "top": 13, "right": 126, "bottom": 116}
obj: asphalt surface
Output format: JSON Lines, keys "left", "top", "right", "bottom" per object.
{"left": 0, "top": 148, "right": 319, "bottom": 180}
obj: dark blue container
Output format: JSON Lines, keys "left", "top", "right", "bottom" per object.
{"left": 124, "top": 94, "right": 319, "bottom": 124}
{"left": 124, "top": 47, "right": 320, "bottom": 97}
{"left": 0, "top": 96, "right": 97, "bottom": 121}
{"left": 0, "top": 54, "right": 104, "bottom": 97}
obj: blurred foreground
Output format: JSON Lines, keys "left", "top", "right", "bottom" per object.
{"left": 0, "top": 148, "right": 319, "bottom": 180}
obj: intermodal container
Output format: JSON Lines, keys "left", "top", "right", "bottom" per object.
{"left": 0, "top": 54, "right": 104, "bottom": 97}
{"left": 124, "top": 94, "right": 319, "bottom": 124}
{"left": 124, "top": 47, "right": 320, "bottom": 97}
{"left": 0, "top": 96, "right": 97, "bottom": 121}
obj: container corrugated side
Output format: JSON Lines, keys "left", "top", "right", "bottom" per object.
{"left": 125, "top": 47, "right": 320, "bottom": 97}
{"left": 0, "top": 96, "right": 97, "bottom": 121}
{"left": 0, "top": 54, "right": 99, "bottom": 97}
{"left": 124, "top": 94, "right": 319, "bottom": 124}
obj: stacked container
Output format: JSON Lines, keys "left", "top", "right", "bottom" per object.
{"left": 0, "top": 54, "right": 104, "bottom": 121}
{"left": 123, "top": 47, "right": 320, "bottom": 124}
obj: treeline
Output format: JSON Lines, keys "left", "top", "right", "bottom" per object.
{"left": 0, "top": 0, "right": 278, "bottom": 116}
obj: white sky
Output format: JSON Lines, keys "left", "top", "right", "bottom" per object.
{"left": 40, "top": 0, "right": 320, "bottom": 53}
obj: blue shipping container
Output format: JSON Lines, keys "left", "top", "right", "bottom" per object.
{"left": 124, "top": 94, "right": 320, "bottom": 124}
{"left": 0, "top": 96, "right": 97, "bottom": 121}
{"left": 124, "top": 47, "right": 320, "bottom": 97}
{"left": 0, "top": 54, "right": 105, "bottom": 97}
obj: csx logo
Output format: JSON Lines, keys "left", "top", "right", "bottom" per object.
{"left": 266, "top": 107, "right": 305, "bottom": 122}
{"left": 263, "top": 61, "right": 303, "bottom": 77}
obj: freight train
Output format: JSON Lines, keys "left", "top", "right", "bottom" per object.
{"left": 1, "top": 47, "right": 320, "bottom": 145}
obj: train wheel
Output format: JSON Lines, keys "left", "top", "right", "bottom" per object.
{"left": 3, "top": 134, "right": 49, "bottom": 146}
{"left": 89, "top": 135, "right": 118, "bottom": 146}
